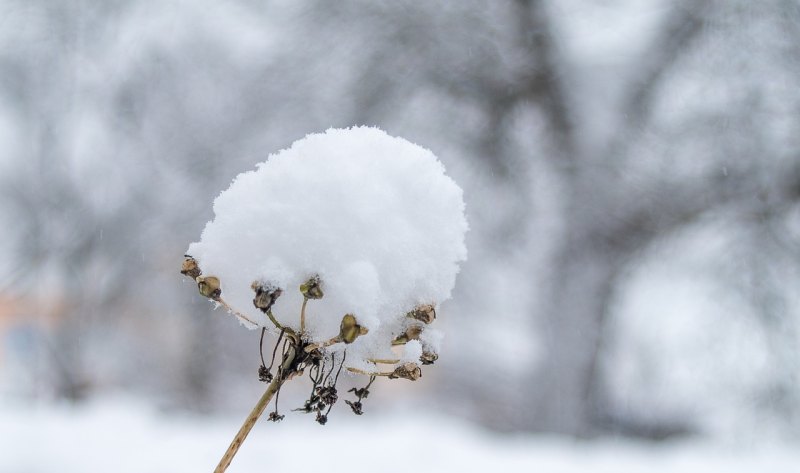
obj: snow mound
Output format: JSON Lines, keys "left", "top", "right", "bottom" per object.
{"left": 187, "top": 126, "right": 467, "bottom": 367}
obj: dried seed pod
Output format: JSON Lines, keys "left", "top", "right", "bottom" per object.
{"left": 339, "top": 314, "right": 368, "bottom": 344}
{"left": 251, "top": 282, "right": 282, "bottom": 312}
{"left": 316, "top": 385, "right": 339, "bottom": 405}
{"left": 407, "top": 304, "right": 436, "bottom": 324}
{"left": 389, "top": 362, "right": 422, "bottom": 381}
{"left": 419, "top": 351, "right": 438, "bottom": 365}
{"left": 258, "top": 365, "right": 273, "bottom": 382}
{"left": 197, "top": 275, "right": 221, "bottom": 300}
{"left": 180, "top": 256, "right": 202, "bottom": 279}
{"left": 391, "top": 324, "right": 423, "bottom": 345}
{"left": 300, "top": 276, "right": 324, "bottom": 299}
{"left": 345, "top": 400, "right": 363, "bottom": 415}
{"left": 349, "top": 387, "right": 370, "bottom": 399}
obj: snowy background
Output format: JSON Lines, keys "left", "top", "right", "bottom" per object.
{"left": 1, "top": 0, "right": 800, "bottom": 471}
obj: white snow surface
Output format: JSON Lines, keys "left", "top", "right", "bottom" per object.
{"left": 188, "top": 127, "right": 467, "bottom": 367}
{"left": 2, "top": 399, "right": 798, "bottom": 473}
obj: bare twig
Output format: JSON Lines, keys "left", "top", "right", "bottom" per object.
{"left": 258, "top": 328, "right": 267, "bottom": 367}
{"left": 214, "top": 345, "right": 297, "bottom": 473}
{"left": 216, "top": 297, "right": 259, "bottom": 327}
{"left": 304, "top": 336, "right": 341, "bottom": 353}
{"left": 368, "top": 358, "right": 400, "bottom": 365}
{"left": 346, "top": 366, "right": 394, "bottom": 377}
{"left": 265, "top": 309, "right": 295, "bottom": 336}
{"left": 266, "top": 330, "right": 285, "bottom": 374}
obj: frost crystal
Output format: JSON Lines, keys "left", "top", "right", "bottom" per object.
{"left": 186, "top": 126, "right": 467, "bottom": 370}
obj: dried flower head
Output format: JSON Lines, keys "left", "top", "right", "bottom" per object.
{"left": 389, "top": 363, "right": 423, "bottom": 381}
{"left": 299, "top": 276, "right": 324, "bottom": 300}
{"left": 181, "top": 127, "right": 466, "bottom": 472}
{"left": 196, "top": 275, "right": 221, "bottom": 300}
{"left": 407, "top": 304, "right": 436, "bottom": 324}
{"left": 339, "top": 314, "right": 368, "bottom": 344}
{"left": 186, "top": 127, "right": 464, "bottom": 367}
{"left": 181, "top": 256, "right": 202, "bottom": 279}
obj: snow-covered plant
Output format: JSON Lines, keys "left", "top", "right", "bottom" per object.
{"left": 181, "top": 127, "right": 467, "bottom": 472}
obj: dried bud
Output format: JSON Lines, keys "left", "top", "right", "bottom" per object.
{"left": 180, "top": 256, "right": 202, "bottom": 279}
{"left": 197, "top": 275, "right": 221, "bottom": 300}
{"left": 420, "top": 351, "right": 438, "bottom": 365}
{"left": 407, "top": 304, "right": 436, "bottom": 324}
{"left": 339, "top": 314, "right": 369, "bottom": 344}
{"left": 345, "top": 400, "right": 363, "bottom": 415}
{"left": 300, "top": 276, "right": 324, "bottom": 299}
{"left": 389, "top": 362, "right": 422, "bottom": 381}
{"left": 349, "top": 387, "right": 370, "bottom": 399}
{"left": 251, "top": 282, "right": 282, "bottom": 312}
{"left": 391, "top": 325, "right": 423, "bottom": 345}
{"left": 267, "top": 412, "right": 284, "bottom": 422}
{"left": 316, "top": 385, "right": 339, "bottom": 405}
{"left": 258, "top": 365, "right": 273, "bottom": 382}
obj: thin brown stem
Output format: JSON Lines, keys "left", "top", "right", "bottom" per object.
{"left": 259, "top": 328, "right": 267, "bottom": 367}
{"left": 346, "top": 366, "right": 394, "bottom": 377}
{"left": 265, "top": 309, "right": 295, "bottom": 336}
{"left": 304, "top": 336, "right": 341, "bottom": 353}
{"left": 217, "top": 297, "right": 259, "bottom": 327}
{"left": 266, "top": 330, "right": 285, "bottom": 373}
{"left": 368, "top": 358, "right": 400, "bottom": 365}
{"left": 214, "top": 346, "right": 297, "bottom": 473}
{"left": 333, "top": 351, "right": 346, "bottom": 385}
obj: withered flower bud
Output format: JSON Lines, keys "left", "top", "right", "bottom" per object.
{"left": 345, "top": 400, "right": 363, "bottom": 415}
{"left": 339, "top": 314, "right": 368, "bottom": 344}
{"left": 420, "top": 351, "right": 438, "bottom": 365}
{"left": 349, "top": 387, "right": 370, "bottom": 399}
{"left": 180, "top": 256, "right": 202, "bottom": 279}
{"left": 258, "top": 365, "right": 273, "bottom": 382}
{"left": 389, "top": 362, "right": 422, "bottom": 381}
{"left": 316, "top": 385, "right": 338, "bottom": 405}
{"left": 391, "top": 324, "right": 424, "bottom": 346}
{"left": 407, "top": 304, "right": 436, "bottom": 324}
{"left": 251, "top": 281, "right": 282, "bottom": 312}
{"left": 197, "top": 275, "right": 221, "bottom": 300}
{"left": 300, "top": 276, "right": 324, "bottom": 299}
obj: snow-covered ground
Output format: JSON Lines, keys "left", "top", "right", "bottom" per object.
{"left": 1, "top": 398, "right": 798, "bottom": 473}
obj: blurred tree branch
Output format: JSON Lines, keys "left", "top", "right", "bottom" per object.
{"left": 615, "top": 1, "right": 712, "bottom": 141}
{"left": 513, "top": 0, "right": 577, "bottom": 166}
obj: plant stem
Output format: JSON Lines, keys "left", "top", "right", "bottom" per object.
{"left": 266, "top": 309, "right": 294, "bottom": 335}
{"left": 214, "top": 346, "right": 297, "bottom": 473}
{"left": 300, "top": 297, "right": 308, "bottom": 334}
{"left": 303, "top": 336, "right": 341, "bottom": 353}
{"left": 346, "top": 366, "right": 394, "bottom": 377}
{"left": 368, "top": 358, "right": 400, "bottom": 365}
{"left": 216, "top": 297, "right": 259, "bottom": 327}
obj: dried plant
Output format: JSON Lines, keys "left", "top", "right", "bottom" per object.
{"left": 182, "top": 257, "right": 441, "bottom": 472}
{"left": 180, "top": 128, "right": 466, "bottom": 472}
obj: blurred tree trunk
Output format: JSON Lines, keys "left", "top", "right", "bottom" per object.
{"left": 533, "top": 236, "right": 620, "bottom": 434}
{"left": 510, "top": 0, "right": 713, "bottom": 435}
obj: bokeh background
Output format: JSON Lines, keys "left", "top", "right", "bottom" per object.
{"left": 1, "top": 0, "right": 800, "bottom": 471}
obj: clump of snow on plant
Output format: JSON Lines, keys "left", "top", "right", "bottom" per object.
{"left": 400, "top": 340, "right": 424, "bottom": 364}
{"left": 188, "top": 126, "right": 467, "bottom": 368}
